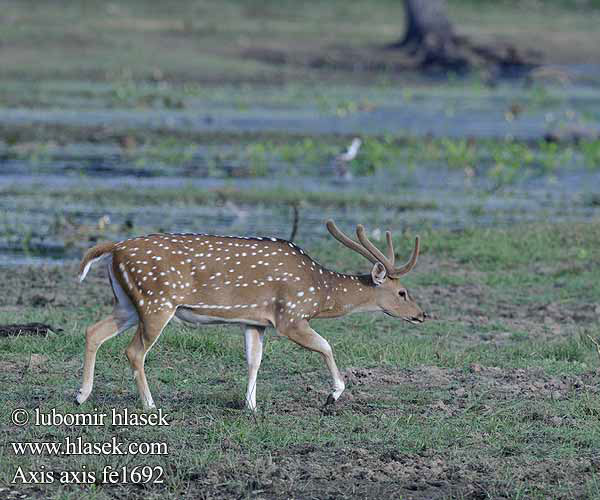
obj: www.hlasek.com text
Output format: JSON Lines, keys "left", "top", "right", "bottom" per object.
{"left": 12, "top": 436, "right": 168, "bottom": 456}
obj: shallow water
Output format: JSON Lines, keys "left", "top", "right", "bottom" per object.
{"left": 2, "top": 76, "right": 600, "bottom": 140}
{"left": 1, "top": 78, "right": 599, "bottom": 266}
{"left": 2, "top": 160, "right": 599, "bottom": 267}
{"left": 2, "top": 99, "right": 599, "bottom": 140}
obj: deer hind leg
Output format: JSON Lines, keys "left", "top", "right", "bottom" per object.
{"left": 76, "top": 259, "right": 138, "bottom": 405}
{"left": 76, "top": 311, "right": 137, "bottom": 404}
{"left": 125, "top": 312, "right": 173, "bottom": 410}
{"left": 278, "top": 320, "right": 345, "bottom": 405}
{"left": 243, "top": 325, "right": 266, "bottom": 411}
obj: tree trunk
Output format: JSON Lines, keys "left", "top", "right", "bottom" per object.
{"left": 388, "top": 0, "right": 469, "bottom": 72}
{"left": 391, "top": 0, "right": 454, "bottom": 51}
{"left": 387, "top": 0, "right": 538, "bottom": 77}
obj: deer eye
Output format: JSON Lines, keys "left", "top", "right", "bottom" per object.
{"left": 398, "top": 290, "right": 408, "bottom": 300}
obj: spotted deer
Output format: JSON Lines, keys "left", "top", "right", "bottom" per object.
{"left": 76, "top": 220, "right": 424, "bottom": 410}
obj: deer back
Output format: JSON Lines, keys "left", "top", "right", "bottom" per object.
{"left": 110, "top": 233, "right": 348, "bottom": 327}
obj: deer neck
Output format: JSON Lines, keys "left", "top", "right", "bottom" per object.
{"left": 315, "top": 272, "right": 378, "bottom": 319}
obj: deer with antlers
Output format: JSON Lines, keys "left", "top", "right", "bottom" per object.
{"left": 76, "top": 220, "right": 424, "bottom": 410}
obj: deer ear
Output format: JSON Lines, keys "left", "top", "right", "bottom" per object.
{"left": 371, "top": 262, "right": 387, "bottom": 286}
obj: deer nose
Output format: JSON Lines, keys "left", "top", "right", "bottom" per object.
{"left": 412, "top": 312, "right": 426, "bottom": 323}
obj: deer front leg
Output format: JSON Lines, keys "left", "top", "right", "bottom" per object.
{"left": 244, "top": 326, "right": 265, "bottom": 411}
{"left": 279, "top": 320, "right": 345, "bottom": 405}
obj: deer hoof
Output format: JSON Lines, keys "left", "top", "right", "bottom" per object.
{"left": 74, "top": 390, "right": 87, "bottom": 405}
{"left": 324, "top": 393, "right": 336, "bottom": 406}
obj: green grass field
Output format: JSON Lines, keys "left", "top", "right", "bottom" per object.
{"left": 2, "top": 222, "right": 600, "bottom": 498}
{"left": 2, "top": 0, "right": 600, "bottom": 84}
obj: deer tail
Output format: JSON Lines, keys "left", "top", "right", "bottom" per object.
{"left": 78, "top": 242, "right": 115, "bottom": 282}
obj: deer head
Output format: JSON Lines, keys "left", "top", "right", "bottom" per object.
{"left": 326, "top": 220, "right": 425, "bottom": 324}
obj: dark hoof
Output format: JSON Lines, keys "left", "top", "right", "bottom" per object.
{"left": 74, "top": 391, "right": 85, "bottom": 405}
{"left": 324, "top": 394, "right": 336, "bottom": 407}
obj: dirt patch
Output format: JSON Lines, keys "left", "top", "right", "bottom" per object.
{"left": 0, "top": 264, "right": 113, "bottom": 310}
{"left": 187, "top": 364, "right": 600, "bottom": 498}
{"left": 0, "top": 360, "right": 21, "bottom": 373}
{"left": 189, "top": 439, "right": 595, "bottom": 499}
{"left": 417, "top": 258, "right": 598, "bottom": 344}
{"left": 0, "top": 323, "right": 61, "bottom": 337}
{"left": 194, "top": 447, "right": 487, "bottom": 499}
{"left": 263, "top": 364, "right": 600, "bottom": 420}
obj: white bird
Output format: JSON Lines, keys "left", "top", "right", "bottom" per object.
{"left": 331, "top": 137, "right": 362, "bottom": 182}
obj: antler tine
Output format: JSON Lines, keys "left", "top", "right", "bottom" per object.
{"left": 326, "top": 220, "right": 378, "bottom": 265}
{"left": 393, "top": 236, "right": 420, "bottom": 276}
{"left": 385, "top": 230, "right": 394, "bottom": 267}
{"left": 356, "top": 225, "right": 395, "bottom": 276}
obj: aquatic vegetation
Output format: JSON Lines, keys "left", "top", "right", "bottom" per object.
{"left": 139, "top": 138, "right": 197, "bottom": 167}
{"left": 581, "top": 140, "right": 600, "bottom": 169}
{"left": 441, "top": 138, "right": 477, "bottom": 169}
{"left": 3, "top": 130, "right": 599, "bottom": 189}
{"left": 245, "top": 143, "right": 269, "bottom": 177}
{"left": 274, "top": 138, "right": 333, "bottom": 167}
{"left": 8, "top": 141, "right": 56, "bottom": 165}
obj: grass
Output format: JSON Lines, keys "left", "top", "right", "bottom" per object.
{"left": 1, "top": 221, "right": 600, "bottom": 497}
{"left": 1, "top": 184, "right": 436, "bottom": 211}
{"left": 1, "top": 0, "right": 599, "bottom": 84}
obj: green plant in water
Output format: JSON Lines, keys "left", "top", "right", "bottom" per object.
{"left": 527, "top": 83, "right": 560, "bottom": 110}
{"left": 277, "top": 138, "right": 329, "bottom": 167}
{"left": 21, "top": 229, "right": 33, "bottom": 256}
{"left": 335, "top": 100, "right": 358, "bottom": 117}
{"left": 207, "top": 151, "right": 235, "bottom": 177}
{"left": 144, "top": 138, "right": 197, "bottom": 166}
{"left": 487, "top": 156, "right": 522, "bottom": 188}
{"left": 581, "top": 140, "right": 600, "bottom": 169}
{"left": 352, "top": 137, "right": 395, "bottom": 175}
{"left": 484, "top": 140, "right": 538, "bottom": 187}
{"left": 441, "top": 138, "right": 476, "bottom": 169}
{"left": 538, "top": 141, "right": 563, "bottom": 172}
{"left": 111, "top": 76, "right": 139, "bottom": 106}
{"left": 245, "top": 143, "right": 269, "bottom": 176}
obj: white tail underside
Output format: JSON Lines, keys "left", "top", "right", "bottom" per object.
{"left": 79, "top": 253, "right": 112, "bottom": 282}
